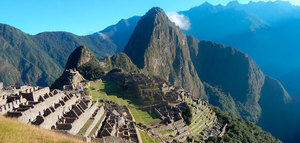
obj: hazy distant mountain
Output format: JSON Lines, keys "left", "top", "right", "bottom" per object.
{"left": 180, "top": 2, "right": 268, "bottom": 40}
{"left": 94, "top": 16, "right": 140, "bottom": 53}
{"left": 226, "top": 0, "right": 300, "bottom": 24}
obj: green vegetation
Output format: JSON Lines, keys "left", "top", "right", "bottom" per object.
{"left": 206, "top": 107, "right": 282, "bottom": 143}
{"left": 181, "top": 106, "right": 192, "bottom": 125}
{"left": 0, "top": 115, "right": 84, "bottom": 143}
{"left": 139, "top": 129, "right": 160, "bottom": 143}
{"left": 104, "top": 52, "right": 139, "bottom": 73}
{"left": 159, "top": 129, "right": 173, "bottom": 135}
{"left": 88, "top": 80, "right": 160, "bottom": 125}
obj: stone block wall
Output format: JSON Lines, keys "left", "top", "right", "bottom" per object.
{"left": 91, "top": 113, "right": 107, "bottom": 138}
{"left": 32, "top": 87, "right": 50, "bottom": 101}
{"left": 84, "top": 106, "right": 104, "bottom": 137}
{"left": 40, "top": 95, "right": 79, "bottom": 130}
{"left": 0, "top": 97, "right": 26, "bottom": 115}
{"left": 68, "top": 103, "right": 98, "bottom": 135}
{"left": 18, "top": 92, "right": 65, "bottom": 123}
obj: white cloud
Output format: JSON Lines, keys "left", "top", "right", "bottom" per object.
{"left": 98, "top": 32, "right": 108, "bottom": 39}
{"left": 167, "top": 12, "right": 191, "bottom": 30}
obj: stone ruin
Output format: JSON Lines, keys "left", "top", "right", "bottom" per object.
{"left": 62, "top": 69, "right": 86, "bottom": 91}
{"left": 104, "top": 71, "right": 227, "bottom": 142}
{"left": 96, "top": 101, "right": 141, "bottom": 143}
{"left": 0, "top": 81, "right": 143, "bottom": 143}
{"left": 0, "top": 68, "right": 227, "bottom": 143}
{"left": 0, "top": 82, "right": 103, "bottom": 136}
{"left": 55, "top": 99, "right": 98, "bottom": 135}
{"left": 105, "top": 71, "right": 185, "bottom": 105}
{"left": 0, "top": 85, "right": 44, "bottom": 115}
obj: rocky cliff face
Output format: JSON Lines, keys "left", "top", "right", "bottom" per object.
{"left": 124, "top": 7, "right": 205, "bottom": 98}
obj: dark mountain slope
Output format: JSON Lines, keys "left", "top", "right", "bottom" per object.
{"left": 124, "top": 7, "right": 205, "bottom": 98}
{"left": 187, "top": 37, "right": 265, "bottom": 121}
{"left": 187, "top": 35, "right": 292, "bottom": 141}
{"left": 258, "top": 76, "right": 297, "bottom": 142}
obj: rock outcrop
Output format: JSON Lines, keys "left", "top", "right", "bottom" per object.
{"left": 51, "top": 45, "right": 104, "bottom": 89}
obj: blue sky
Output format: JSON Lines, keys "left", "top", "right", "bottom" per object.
{"left": 0, "top": 0, "right": 298, "bottom": 35}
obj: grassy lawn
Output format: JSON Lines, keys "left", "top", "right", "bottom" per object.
{"left": 0, "top": 116, "right": 84, "bottom": 143}
{"left": 139, "top": 129, "right": 161, "bottom": 143}
{"left": 88, "top": 80, "right": 160, "bottom": 125}
{"left": 129, "top": 107, "right": 159, "bottom": 125}
{"left": 159, "top": 129, "right": 173, "bottom": 135}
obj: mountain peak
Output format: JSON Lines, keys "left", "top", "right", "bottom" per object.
{"left": 201, "top": 1, "right": 214, "bottom": 7}
{"left": 65, "top": 45, "right": 93, "bottom": 70}
{"left": 146, "top": 7, "right": 165, "bottom": 16}
{"left": 141, "top": 7, "right": 170, "bottom": 24}
{"left": 124, "top": 7, "right": 205, "bottom": 98}
{"left": 227, "top": 0, "right": 240, "bottom": 6}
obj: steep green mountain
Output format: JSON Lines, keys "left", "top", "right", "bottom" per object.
{"left": 0, "top": 23, "right": 116, "bottom": 87}
{"left": 124, "top": 7, "right": 205, "bottom": 99}
{"left": 0, "top": 24, "right": 62, "bottom": 86}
